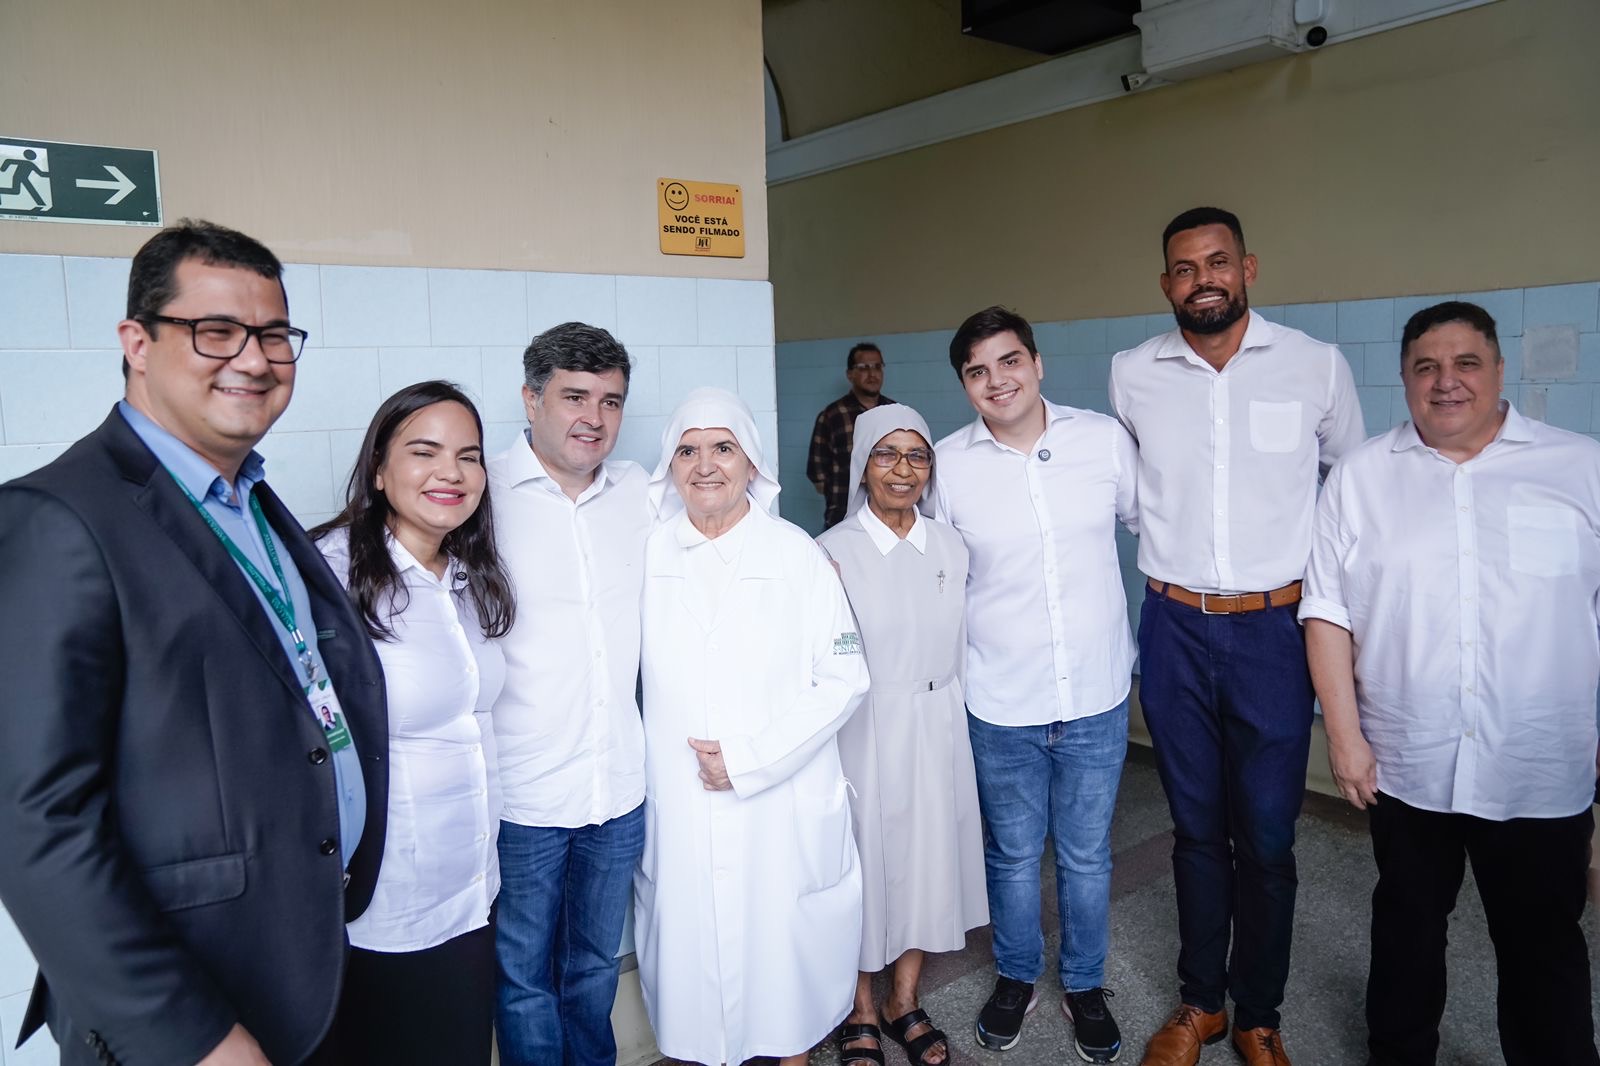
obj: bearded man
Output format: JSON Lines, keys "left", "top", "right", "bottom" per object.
{"left": 1108, "top": 207, "right": 1365, "bottom": 1066}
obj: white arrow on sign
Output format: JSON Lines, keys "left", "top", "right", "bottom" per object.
{"left": 76, "top": 165, "right": 136, "bottom": 205}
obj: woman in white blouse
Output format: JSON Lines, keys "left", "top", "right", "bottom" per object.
{"left": 314, "top": 380, "right": 514, "bottom": 1066}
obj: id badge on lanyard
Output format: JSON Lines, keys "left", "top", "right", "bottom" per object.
{"left": 169, "top": 470, "right": 354, "bottom": 752}
{"left": 308, "top": 676, "right": 354, "bottom": 753}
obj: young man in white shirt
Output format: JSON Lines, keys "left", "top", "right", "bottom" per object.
{"left": 1109, "top": 207, "right": 1364, "bottom": 1066}
{"left": 488, "top": 322, "right": 652, "bottom": 1066}
{"left": 1302, "top": 301, "right": 1600, "bottom": 1066}
{"left": 934, "top": 306, "right": 1139, "bottom": 1063}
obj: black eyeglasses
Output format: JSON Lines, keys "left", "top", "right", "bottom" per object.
{"left": 868, "top": 446, "right": 932, "bottom": 469}
{"left": 143, "top": 315, "right": 309, "bottom": 364}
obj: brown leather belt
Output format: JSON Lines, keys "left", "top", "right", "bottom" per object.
{"left": 1148, "top": 577, "right": 1302, "bottom": 615}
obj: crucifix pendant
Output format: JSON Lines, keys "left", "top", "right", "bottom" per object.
{"left": 937, "top": 569, "right": 946, "bottom": 593}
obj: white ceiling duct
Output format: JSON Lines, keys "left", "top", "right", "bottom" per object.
{"left": 1133, "top": 0, "right": 1310, "bottom": 82}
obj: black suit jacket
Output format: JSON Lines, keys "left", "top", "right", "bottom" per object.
{"left": 0, "top": 409, "right": 387, "bottom": 1066}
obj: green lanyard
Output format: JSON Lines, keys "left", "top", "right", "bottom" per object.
{"left": 167, "top": 469, "right": 319, "bottom": 687}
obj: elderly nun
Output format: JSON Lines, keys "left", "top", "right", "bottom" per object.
{"left": 635, "top": 387, "right": 870, "bottom": 1066}
{"left": 816, "top": 404, "right": 988, "bottom": 1066}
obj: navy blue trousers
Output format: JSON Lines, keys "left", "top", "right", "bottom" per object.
{"left": 1137, "top": 585, "right": 1314, "bottom": 1031}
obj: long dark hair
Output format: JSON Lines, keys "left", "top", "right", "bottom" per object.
{"left": 312, "top": 381, "right": 515, "bottom": 641}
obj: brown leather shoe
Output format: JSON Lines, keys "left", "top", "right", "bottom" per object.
{"left": 1231, "top": 1025, "right": 1291, "bottom": 1066}
{"left": 1138, "top": 1003, "right": 1227, "bottom": 1066}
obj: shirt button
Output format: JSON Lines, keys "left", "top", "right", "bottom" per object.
{"left": 469, "top": 744, "right": 480, "bottom": 753}
{"left": 714, "top": 869, "right": 728, "bottom": 881}
{"left": 467, "top": 662, "right": 477, "bottom": 673}
{"left": 1216, "top": 418, "right": 1225, "bottom": 425}
{"left": 308, "top": 748, "right": 328, "bottom": 765}
{"left": 318, "top": 838, "right": 338, "bottom": 856}
{"left": 1465, "top": 728, "right": 1476, "bottom": 738}
{"left": 473, "top": 873, "right": 484, "bottom": 883}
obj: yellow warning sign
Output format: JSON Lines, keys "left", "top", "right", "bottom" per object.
{"left": 658, "top": 178, "right": 745, "bottom": 258}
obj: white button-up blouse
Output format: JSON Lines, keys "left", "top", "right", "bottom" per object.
{"left": 319, "top": 528, "right": 506, "bottom": 952}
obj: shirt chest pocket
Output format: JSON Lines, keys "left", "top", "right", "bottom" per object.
{"left": 1249, "top": 400, "right": 1303, "bottom": 454}
{"left": 1508, "top": 504, "right": 1580, "bottom": 577}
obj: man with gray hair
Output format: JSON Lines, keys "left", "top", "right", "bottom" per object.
{"left": 488, "top": 322, "right": 651, "bottom": 1066}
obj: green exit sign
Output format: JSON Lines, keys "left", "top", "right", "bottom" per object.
{"left": 1, "top": 136, "right": 161, "bottom": 227}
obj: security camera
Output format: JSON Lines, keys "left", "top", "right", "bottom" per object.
{"left": 1120, "top": 72, "right": 1151, "bottom": 92}
{"left": 1305, "top": 25, "right": 1328, "bottom": 47}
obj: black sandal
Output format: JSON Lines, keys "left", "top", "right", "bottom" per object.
{"left": 885, "top": 1007, "right": 949, "bottom": 1066}
{"left": 838, "top": 1021, "right": 886, "bottom": 1066}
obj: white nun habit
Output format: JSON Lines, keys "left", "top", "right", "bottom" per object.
{"left": 635, "top": 388, "right": 870, "bottom": 1064}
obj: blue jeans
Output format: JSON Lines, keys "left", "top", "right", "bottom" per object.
{"left": 494, "top": 804, "right": 645, "bottom": 1066}
{"left": 1137, "top": 586, "right": 1314, "bottom": 1031}
{"left": 967, "top": 701, "right": 1129, "bottom": 991}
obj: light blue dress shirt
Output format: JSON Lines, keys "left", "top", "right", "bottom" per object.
{"left": 118, "top": 401, "right": 365, "bottom": 864}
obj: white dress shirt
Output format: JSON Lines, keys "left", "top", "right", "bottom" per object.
{"left": 1300, "top": 404, "right": 1600, "bottom": 820}
{"left": 935, "top": 400, "right": 1138, "bottom": 726}
{"left": 488, "top": 436, "right": 650, "bottom": 828}
{"left": 319, "top": 528, "right": 506, "bottom": 952}
{"left": 1109, "top": 310, "right": 1365, "bottom": 593}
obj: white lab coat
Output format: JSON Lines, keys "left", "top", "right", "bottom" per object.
{"left": 635, "top": 505, "right": 870, "bottom": 1065}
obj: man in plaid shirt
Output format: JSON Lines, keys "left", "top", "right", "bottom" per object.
{"left": 806, "top": 342, "right": 894, "bottom": 529}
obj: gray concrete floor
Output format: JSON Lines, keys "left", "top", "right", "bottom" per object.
{"left": 657, "top": 747, "right": 1600, "bottom": 1066}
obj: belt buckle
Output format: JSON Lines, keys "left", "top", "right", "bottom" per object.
{"left": 1199, "top": 592, "right": 1227, "bottom": 615}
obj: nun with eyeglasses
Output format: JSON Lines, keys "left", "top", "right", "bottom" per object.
{"left": 817, "top": 403, "right": 988, "bottom": 1066}
{"left": 634, "top": 387, "right": 871, "bottom": 1066}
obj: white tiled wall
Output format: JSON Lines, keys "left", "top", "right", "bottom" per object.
{"left": 776, "top": 282, "right": 1600, "bottom": 642}
{"left": 0, "top": 254, "right": 776, "bottom": 529}
{"left": 0, "top": 253, "right": 776, "bottom": 1065}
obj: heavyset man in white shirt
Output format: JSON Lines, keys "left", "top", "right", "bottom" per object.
{"left": 1302, "top": 301, "right": 1600, "bottom": 1066}
{"left": 487, "top": 322, "right": 652, "bottom": 1066}
{"left": 935, "top": 306, "right": 1139, "bottom": 1064}
{"left": 1108, "top": 207, "right": 1364, "bottom": 1066}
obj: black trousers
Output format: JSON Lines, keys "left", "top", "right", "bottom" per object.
{"left": 331, "top": 917, "right": 497, "bottom": 1066}
{"left": 1366, "top": 792, "right": 1598, "bottom": 1066}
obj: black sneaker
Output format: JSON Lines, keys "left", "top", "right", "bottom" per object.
{"left": 1062, "top": 987, "right": 1121, "bottom": 1063}
{"left": 975, "top": 975, "right": 1039, "bottom": 1051}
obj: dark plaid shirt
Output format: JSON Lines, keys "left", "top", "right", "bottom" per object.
{"left": 805, "top": 392, "right": 894, "bottom": 529}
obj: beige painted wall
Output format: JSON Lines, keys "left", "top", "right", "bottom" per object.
{"left": 0, "top": 0, "right": 768, "bottom": 279}
{"left": 763, "top": 0, "right": 1046, "bottom": 138}
{"left": 771, "top": 0, "right": 1600, "bottom": 340}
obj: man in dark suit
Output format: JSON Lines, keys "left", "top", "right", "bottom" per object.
{"left": 0, "top": 220, "right": 387, "bottom": 1065}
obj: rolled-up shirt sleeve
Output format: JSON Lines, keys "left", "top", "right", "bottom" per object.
{"left": 1299, "top": 460, "right": 1354, "bottom": 631}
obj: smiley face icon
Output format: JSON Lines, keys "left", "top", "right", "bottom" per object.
{"left": 663, "top": 182, "right": 690, "bottom": 211}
